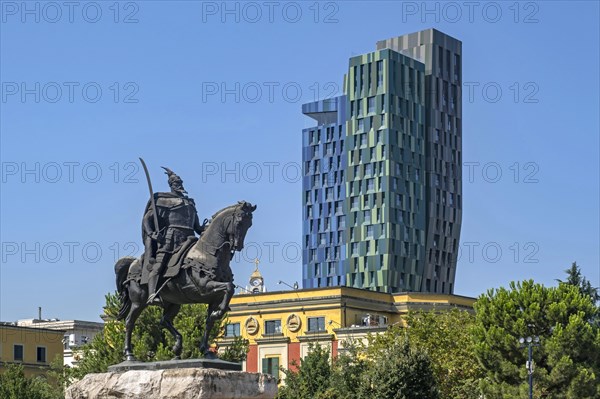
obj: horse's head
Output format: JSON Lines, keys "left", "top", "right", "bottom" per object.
{"left": 228, "top": 201, "right": 256, "bottom": 251}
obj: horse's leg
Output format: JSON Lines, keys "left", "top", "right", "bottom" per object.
{"left": 218, "top": 281, "right": 234, "bottom": 316}
{"left": 206, "top": 282, "right": 234, "bottom": 320}
{"left": 160, "top": 302, "right": 183, "bottom": 360}
{"left": 200, "top": 302, "right": 219, "bottom": 358}
{"left": 124, "top": 282, "right": 145, "bottom": 361}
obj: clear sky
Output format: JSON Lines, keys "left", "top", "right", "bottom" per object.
{"left": 1, "top": 1, "right": 598, "bottom": 322}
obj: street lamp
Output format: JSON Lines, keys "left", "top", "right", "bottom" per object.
{"left": 518, "top": 335, "right": 540, "bottom": 399}
{"left": 278, "top": 280, "right": 299, "bottom": 290}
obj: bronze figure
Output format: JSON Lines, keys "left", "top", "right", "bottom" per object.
{"left": 114, "top": 160, "right": 256, "bottom": 361}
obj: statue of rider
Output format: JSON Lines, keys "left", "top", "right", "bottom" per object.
{"left": 142, "top": 167, "right": 205, "bottom": 304}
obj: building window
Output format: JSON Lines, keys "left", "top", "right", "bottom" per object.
{"left": 225, "top": 323, "right": 240, "bottom": 337}
{"left": 262, "top": 357, "right": 280, "bottom": 377}
{"left": 359, "top": 64, "right": 364, "bottom": 91}
{"left": 367, "top": 96, "right": 375, "bottom": 114}
{"left": 308, "top": 317, "right": 326, "bottom": 332}
{"left": 377, "top": 60, "right": 383, "bottom": 87}
{"left": 367, "top": 178, "right": 375, "bottom": 191}
{"left": 443, "top": 81, "right": 448, "bottom": 107}
{"left": 319, "top": 233, "right": 327, "bottom": 245}
{"left": 360, "top": 134, "right": 367, "bottom": 147}
{"left": 13, "top": 345, "right": 24, "bottom": 362}
{"left": 328, "top": 263, "right": 335, "bottom": 275}
{"left": 37, "top": 347, "right": 47, "bottom": 363}
{"left": 366, "top": 225, "right": 374, "bottom": 238}
{"left": 357, "top": 118, "right": 364, "bottom": 132}
{"left": 326, "top": 187, "right": 333, "bottom": 200}
{"left": 264, "top": 320, "right": 282, "bottom": 335}
{"left": 351, "top": 242, "right": 359, "bottom": 256}
{"left": 453, "top": 54, "right": 460, "bottom": 81}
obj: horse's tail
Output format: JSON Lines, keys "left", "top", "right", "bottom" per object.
{"left": 114, "top": 256, "right": 136, "bottom": 321}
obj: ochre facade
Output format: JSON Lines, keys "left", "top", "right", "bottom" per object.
{"left": 218, "top": 286, "right": 474, "bottom": 379}
{"left": 0, "top": 324, "right": 64, "bottom": 377}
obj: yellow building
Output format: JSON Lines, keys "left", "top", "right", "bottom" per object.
{"left": 218, "top": 281, "right": 475, "bottom": 378}
{"left": 0, "top": 323, "right": 64, "bottom": 377}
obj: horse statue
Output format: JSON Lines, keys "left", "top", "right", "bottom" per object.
{"left": 113, "top": 201, "right": 256, "bottom": 361}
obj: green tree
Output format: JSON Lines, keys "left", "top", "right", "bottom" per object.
{"left": 474, "top": 280, "right": 600, "bottom": 399}
{"left": 219, "top": 335, "right": 250, "bottom": 363}
{"left": 557, "top": 262, "right": 600, "bottom": 303}
{"left": 358, "top": 336, "right": 439, "bottom": 399}
{"left": 0, "top": 364, "right": 61, "bottom": 399}
{"left": 405, "top": 308, "right": 484, "bottom": 398}
{"left": 328, "top": 340, "right": 365, "bottom": 399}
{"left": 278, "top": 333, "right": 439, "bottom": 399}
{"left": 278, "top": 343, "right": 333, "bottom": 399}
{"left": 57, "top": 292, "right": 244, "bottom": 383}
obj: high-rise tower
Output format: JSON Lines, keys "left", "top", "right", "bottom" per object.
{"left": 377, "top": 29, "right": 463, "bottom": 294}
{"left": 302, "top": 29, "right": 462, "bottom": 294}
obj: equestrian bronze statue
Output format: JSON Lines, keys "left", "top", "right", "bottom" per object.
{"left": 114, "top": 161, "right": 256, "bottom": 361}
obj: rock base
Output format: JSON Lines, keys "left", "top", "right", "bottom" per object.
{"left": 65, "top": 367, "right": 278, "bottom": 399}
{"left": 108, "top": 358, "right": 242, "bottom": 372}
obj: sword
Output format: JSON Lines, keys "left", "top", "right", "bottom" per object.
{"left": 139, "top": 157, "right": 160, "bottom": 237}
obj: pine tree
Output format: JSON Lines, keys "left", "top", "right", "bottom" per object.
{"left": 474, "top": 280, "right": 600, "bottom": 398}
{"left": 557, "top": 262, "right": 600, "bottom": 303}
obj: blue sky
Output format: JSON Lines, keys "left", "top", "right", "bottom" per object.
{"left": 1, "top": 1, "right": 598, "bottom": 322}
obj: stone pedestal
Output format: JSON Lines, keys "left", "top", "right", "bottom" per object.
{"left": 65, "top": 367, "right": 278, "bottom": 399}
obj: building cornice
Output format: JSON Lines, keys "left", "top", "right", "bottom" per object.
{"left": 255, "top": 334, "right": 290, "bottom": 345}
{"left": 297, "top": 332, "right": 334, "bottom": 342}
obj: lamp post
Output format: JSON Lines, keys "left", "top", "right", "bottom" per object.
{"left": 328, "top": 319, "right": 342, "bottom": 328}
{"left": 519, "top": 335, "right": 540, "bottom": 399}
{"left": 277, "top": 280, "right": 299, "bottom": 290}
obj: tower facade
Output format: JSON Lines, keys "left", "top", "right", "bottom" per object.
{"left": 302, "top": 29, "right": 462, "bottom": 294}
{"left": 344, "top": 49, "right": 426, "bottom": 293}
{"left": 376, "top": 29, "right": 463, "bottom": 294}
{"left": 302, "top": 96, "right": 347, "bottom": 288}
